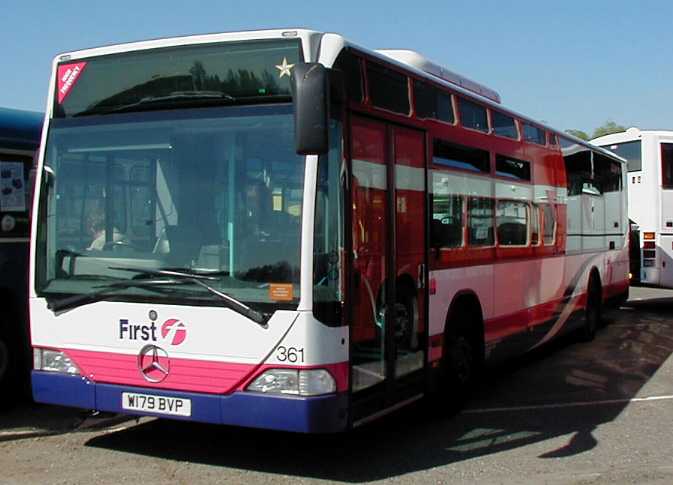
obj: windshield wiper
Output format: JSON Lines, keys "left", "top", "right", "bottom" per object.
{"left": 77, "top": 91, "right": 237, "bottom": 116}
{"left": 109, "top": 266, "right": 229, "bottom": 280}
{"left": 108, "top": 266, "right": 267, "bottom": 326}
{"left": 47, "top": 278, "right": 189, "bottom": 313}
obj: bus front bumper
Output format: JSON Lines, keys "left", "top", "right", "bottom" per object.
{"left": 31, "top": 371, "right": 348, "bottom": 433}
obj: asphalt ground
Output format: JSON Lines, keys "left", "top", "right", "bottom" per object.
{"left": 1, "top": 285, "right": 673, "bottom": 484}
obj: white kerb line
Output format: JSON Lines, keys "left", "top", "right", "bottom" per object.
{"left": 462, "top": 394, "right": 673, "bottom": 414}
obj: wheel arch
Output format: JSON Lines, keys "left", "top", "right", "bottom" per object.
{"left": 443, "top": 290, "right": 485, "bottom": 364}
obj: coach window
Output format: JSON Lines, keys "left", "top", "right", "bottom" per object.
{"left": 542, "top": 204, "right": 556, "bottom": 245}
{"left": 414, "top": 81, "right": 454, "bottom": 124}
{"left": 560, "top": 139, "right": 592, "bottom": 196}
{"left": 366, "top": 62, "right": 410, "bottom": 115}
{"left": 496, "top": 155, "right": 531, "bottom": 181}
{"left": 459, "top": 98, "right": 488, "bottom": 132}
{"left": 333, "top": 50, "right": 363, "bottom": 103}
{"left": 530, "top": 204, "right": 541, "bottom": 245}
{"left": 431, "top": 179, "right": 463, "bottom": 248}
{"left": 523, "top": 123, "right": 546, "bottom": 145}
{"left": 604, "top": 140, "right": 641, "bottom": 172}
{"left": 594, "top": 153, "right": 623, "bottom": 192}
{"left": 468, "top": 197, "right": 494, "bottom": 246}
{"left": 661, "top": 144, "right": 673, "bottom": 188}
{"left": 433, "top": 139, "right": 490, "bottom": 173}
{"left": 496, "top": 200, "right": 528, "bottom": 246}
{"left": 492, "top": 111, "right": 518, "bottom": 139}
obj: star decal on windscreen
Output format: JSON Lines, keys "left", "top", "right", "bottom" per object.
{"left": 275, "top": 57, "right": 295, "bottom": 78}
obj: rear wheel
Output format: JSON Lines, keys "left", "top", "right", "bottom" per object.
{"left": 438, "top": 307, "right": 480, "bottom": 412}
{"left": 580, "top": 276, "right": 602, "bottom": 342}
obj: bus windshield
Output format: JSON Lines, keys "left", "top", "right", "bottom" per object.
{"left": 37, "top": 104, "right": 305, "bottom": 308}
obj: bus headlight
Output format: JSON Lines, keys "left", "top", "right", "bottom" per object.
{"left": 247, "top": 369, "right": 336, "bottom": 396}
{"left": 34, "top": 349, "right": 81, "bottom": 375}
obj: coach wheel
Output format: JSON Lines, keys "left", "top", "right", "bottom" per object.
{"left": 440, "top": 315, "right": 477, "bottom": 412}
{"left": 580, "top": 277, "right": 602, "bottom": 342}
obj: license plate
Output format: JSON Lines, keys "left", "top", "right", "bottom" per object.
{"left": 122, "top": 392, "right": 191, "bottom": 417}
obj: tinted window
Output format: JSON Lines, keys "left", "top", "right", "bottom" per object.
{"left": 468, "top": 197, "right": 494, "bottom": 246}
{"left": 662, "top": 143, "right": 673, "bottom": 188}
{"left": 523, "top": 123, "right": 545, "bottom": 145}
{"left": 367, "top": 62, "right": 410, "bottom": 114}
{"left": 603, "top": 140, "right": 641, "bottom": 172}
{"left": 496, "top": 155, "right": 531, "bottom": 181}
{"left": 333, "top": 50, "right": 363, "bottom": 103}
{"left": 414, "top": 81, "right": 454, "bottom": 123}
{"left": 56, "top": 39, "right": 302, "bottom": 117}
{"left": 496, "top": 200, "right": 528, "bottom": 246}
{"left": 459, "top": 98, "right": 488, "bottom": 132}
{"left": 492, "top": 111, "right": 518, "bottom": 139}
{"left": 561, "top": 142, "right": 592, "bottom": 196}
{"left": 433, "top": 139, "right": 490, "bottom": 173}
{"left": 594, "top": 153, "right": 623, "bottom": 193}
{"left": 431, "top": 190, "right": 463, "bottom": 248}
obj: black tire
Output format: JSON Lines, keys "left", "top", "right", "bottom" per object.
{"left": 0, "top": 332, "right": 18, "bottom": 409}
{"left": 580, "top": 276, "right": 602, "bottom": 342}
{"left": 438, "top": 308, "right": 480, "bottom": 413}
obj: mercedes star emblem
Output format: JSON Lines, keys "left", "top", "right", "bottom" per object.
{"left": 138, "top": 344, "right": 170, "bottom": 383}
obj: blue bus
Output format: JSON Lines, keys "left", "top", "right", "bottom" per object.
{"left": 0, "top": 107, "right": 42, "bottom": 402}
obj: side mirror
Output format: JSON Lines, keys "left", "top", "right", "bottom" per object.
{"left": 291, "top": 63, "right": 329, "bottom": 155}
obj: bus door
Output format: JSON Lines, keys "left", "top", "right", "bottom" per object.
{"left": 349, "top": 115, "right": 427, "bottom": 417}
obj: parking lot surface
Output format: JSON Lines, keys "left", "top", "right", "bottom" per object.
{"left": 2, "top": 286, "right": 673, "bottom": 485}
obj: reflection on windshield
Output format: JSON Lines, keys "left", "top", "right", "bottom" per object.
{"left": 39, "top": 105, "right": 304, "bottom": 305}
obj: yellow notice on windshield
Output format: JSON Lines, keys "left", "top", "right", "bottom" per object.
{"left": 269, "top": 283, "right": 293, "bottom": 302}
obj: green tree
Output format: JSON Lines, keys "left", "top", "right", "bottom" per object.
{"left": 592, "top": 120, "right": 626, "bottom": 139}
{"left": 565, "top": 129, "right": 590, "bottom": 141}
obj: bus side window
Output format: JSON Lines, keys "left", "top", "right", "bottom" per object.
{"left": 542, "top": 204, "right": 556, "bottom": 245}
{"left": 496, "top": 199, "right": 528, "bottom": 246}
{"left": 662, "top": 144, "right": 673, "bottom": 188}
{"left": 530, "top": 204, "right": 541, "bottom": 246}
{"left": 468, "top": 196, "right": 495, "bottom": 246}
{"left": 430, "top": 191, "right": 463, "bottom": 249}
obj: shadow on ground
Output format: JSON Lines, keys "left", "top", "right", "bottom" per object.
{"left": 0, "top": 401, "right": 138, "bottom": 443}
{"left": 84, "top": 297, "right": 673, "bottom": 482}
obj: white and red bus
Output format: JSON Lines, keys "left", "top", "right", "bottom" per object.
{"left": 592, "top": 128, "right": 673, "bottom": 287}
{"left": 30, "top": 29, "right": 628, "bottom": 432}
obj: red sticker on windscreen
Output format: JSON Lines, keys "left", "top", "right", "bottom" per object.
{"left": 57, "top": 62, "right": 87, "bottom": 104}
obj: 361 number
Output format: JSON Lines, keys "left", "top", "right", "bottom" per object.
{"left": 275, "top": 346, "right": 305, "bottom": 363}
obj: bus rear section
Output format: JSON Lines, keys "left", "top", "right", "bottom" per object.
{"left": 594, "top": 129, "right": 673, "bottom": 288}
{"left": 30, "top": 33, "right": 349, "bottom": 433}
{"left": 0, "top": 107, "right": 42, "bottom": 399}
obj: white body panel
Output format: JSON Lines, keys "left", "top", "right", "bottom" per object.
{"left": 593, "top": 129, "right": 673, "bottom": 287}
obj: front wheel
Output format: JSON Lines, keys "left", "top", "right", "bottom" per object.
{"left": 0, "top": 332, "right": 18, "bottom": 409}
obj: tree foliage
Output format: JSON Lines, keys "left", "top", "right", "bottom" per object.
{"left": 564, "top": 129, "right": 590, "bottom": 141}
{"left": 564, "top": 121, "right": 628, "bottom": 141}
{"left": 592, "top": 120, "right": 627, "bottom": 139}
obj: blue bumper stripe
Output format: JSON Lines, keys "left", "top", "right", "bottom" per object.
{"left": 32, "top": 371, "right": 348, "bottom": 433}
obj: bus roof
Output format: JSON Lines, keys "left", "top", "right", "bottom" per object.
{"left": 0, "top": 107, "right": 43, "bottom": 152}
{"left": 49, "top": 28, "right": 622, "bottom": 164}
{"left": 592, "top": 128, "right": 673, "bottom": 146}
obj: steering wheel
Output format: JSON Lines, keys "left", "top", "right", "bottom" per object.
{"left": 102, "top": 240, "right": 140, "bottom": 252}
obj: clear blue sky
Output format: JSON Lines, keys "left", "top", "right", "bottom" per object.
{"left": 3, "top": 0, "right": 673, "bottom": 134}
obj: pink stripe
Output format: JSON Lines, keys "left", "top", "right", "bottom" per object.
{"left": 63, "top": 348, "right": 349, "bottom": 394}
